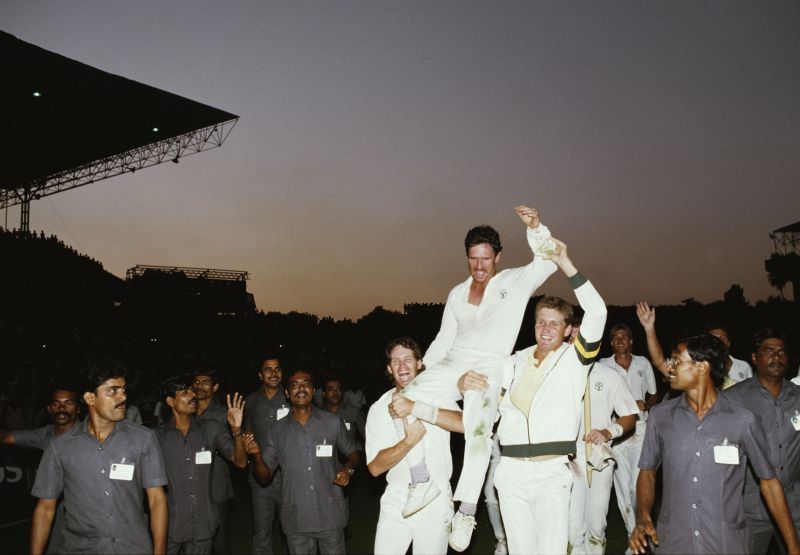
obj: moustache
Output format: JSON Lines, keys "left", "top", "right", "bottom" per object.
{"left": 115, "top": 402, "right": 127, "bottom": 410}
{"left": 53, "top": 412, "right": 70, "bottom": 418}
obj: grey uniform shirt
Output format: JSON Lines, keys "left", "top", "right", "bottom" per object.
{"left": 195, "top": 399, "right": 235, "bottom": 502}
{"left": 31, "top": 419, "right": 167, "bottom": 554}
{"left": 639, "top": 393, "right": 775, "bottom": 555}
{"left": 320, "top": 403, "right": 365, "bottom": 450}
{"left": 260, "top": 408, "right": 358, "bottom": 534}
{"left": 244, "top": 389, "right": 288, "bottom": 489}
{"left": 724, "top": 378, "right": 800, "bottom": 522}
{"left": 155, "top": 418, "right": 235, "bottom": 543}
{"left": 13, "top": 423, "right": 58, "bottom": 450}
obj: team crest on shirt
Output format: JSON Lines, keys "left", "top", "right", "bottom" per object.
{"left": 594, "top": 382, "right": 603, "bottom": 391}
{"left": 638, "top": 370, "right": 643, "bottom": 377}
{"left": 499, "top": 289, "right": 507, "bottom": 299}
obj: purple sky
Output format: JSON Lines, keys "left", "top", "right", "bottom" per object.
{"left": 2, "top": 1, "right": 799, "bottom": 319}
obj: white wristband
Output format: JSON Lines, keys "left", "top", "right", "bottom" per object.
{"left": 608, "top": 423, "right": 624, "bottom": 439}
{"left": 411, "top": 400, "right": 439, "bottom": 424}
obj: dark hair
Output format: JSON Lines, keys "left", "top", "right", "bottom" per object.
{"left": 259, "top": 353, "right": 282, "bottom": 366}
{"left": 323, "top": 376, "right": 344, "bottom": 390}
{"left": 609, "top": 323, "right": 633, "bottom": 341}
{"left": 704, "top": 323, "right": 730, "bottom": 336}
{"left": 535, "top": 296, "right": 574, "bottom": 326}
{"left": 464, "top": 225, "right": 502, "bottom": 254}
{"left": 284, "top": 369, "right": 314, "bottom": 389}
{"left": 79, "top": 357, "right": 127, "bottom": 396}
{"left": 190, "top": 367, "right": 220, "bottom": 384}
{"left": 160, "top": 374, "right": 194, "bottom": 404}
{"left": 675, "top": 334, "right": 728, "bottom": 388}
{"left": 385, "top": 337, "right": 424, "bottom": 365}
{"left": 753, "top": 328, "right": 788, "bottom": 353}
{"left": 47, "top": 379, "right": 80, "bottom": 398}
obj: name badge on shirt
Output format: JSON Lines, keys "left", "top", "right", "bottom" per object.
{"left": 196, "top": 450, "right": 212, "bottom": 464}
{"left": 316, "top": 444, "right": 333, "bottom": 457}
{"left": 790, "top": 415, "right": 800, "bottom": 432}
{"left": 109, "top": 463, "right": 135, "bottom": 480}
{"left": 277, "top": 406, "right": 289, "bottom": 420}
{"left": 344, "top": 421, "right": 351, "bottom": 431}
{"left": 714, "top": 439, "right": 739, "bottom": 465}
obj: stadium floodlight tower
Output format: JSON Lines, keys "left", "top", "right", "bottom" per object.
{"left": 765, "top": 221, "right": 800, "bottom": 301}
{"left": 0, "top": 31, "right": 238, "bottom": 232}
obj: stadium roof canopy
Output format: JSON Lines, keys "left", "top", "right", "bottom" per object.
{"left": 0, "top": 30, "right": 238, "bottom": 225}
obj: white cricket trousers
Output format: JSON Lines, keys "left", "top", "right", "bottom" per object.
{"left": 612, "top": 426, "right": 645, "bottom": 535}
{"left": 494, "top": 456, "right": 572, "bottom": 555}
{"left": 568, "top": 443, "right": 616, "bottom": 555}
{"left": 374, "top": 483, "right": 454, "bottom": 555}
{"left": 398, "top": 351, "right": 503, "bottom": 504}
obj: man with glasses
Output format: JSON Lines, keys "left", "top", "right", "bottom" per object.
{"left": 1, "top": 383, "right": 81, "bottom": 554}
{"left": 630, "top": 335, "right": 800, "bottom": 555}
{"left": 30, "top": 358, "right": 168, "bottom": 554}
{"left": 724, "top": 329, "right": 800, "bottom": 554}
{"left": 245, "top": 370, "right": 360, "bottom": 554}
{"left": 244, "top": 355, "right": 289, "bottom": 554}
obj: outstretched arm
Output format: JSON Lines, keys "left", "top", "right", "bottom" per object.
{"left": 226, "top": 393, "right": 247, "bottom": 469}
{"left": 389, "top": 394, "right": 464, "bottom": 433}
{"left": 636, "top": 302, "right": 669, "bottom": 379}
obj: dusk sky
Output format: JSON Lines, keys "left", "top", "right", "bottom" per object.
{"left": 2, "top": 2, "right": 798, "bottom": 319}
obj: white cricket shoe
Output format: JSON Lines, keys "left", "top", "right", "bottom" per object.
{"left": 401, "top": 481, "right": 441, "bottom": 518}
{"left": 449, "top": 511, "right": 477, "bottom": 552}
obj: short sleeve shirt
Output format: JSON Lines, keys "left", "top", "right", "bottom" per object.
{"left": 601, "top": 355, "right": 657, "bottom": 426}
{"left": 260, "top": 408, "right": 358, "bottom": 534}
{"left": 13, "top": 424, "right": 57, "bottom": 450}
{"left": 195, "top": 399, "right": 235, "bottom": 502}
{"left": 639, "top": 393, "right": 774, "bottom": 554}
{"left": 244, "top": 389, "right": 289, "bottom": 488}
{"left": 155, "top": 418, "right": 234, "bottom": 542}
{"left": 724, "top": 378, "right": 800, "bottom": 521}
{"left": 321, "top": 403, "right": 365, "bottom": 450}
{"left": 31, "top": 419, "right": 167, "bottom": 554}
{"left": 578, "top": 362, "right": 639, "bottom": 437}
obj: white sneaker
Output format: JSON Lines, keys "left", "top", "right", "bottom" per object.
{"left": 494, "top": 538, "right": 508, "bottom": 555}
{"left": 401, "top": 481, "right": 441, "bottom": 518}
{"left": 448, "top": 511, "right": 477, "bottom": 552}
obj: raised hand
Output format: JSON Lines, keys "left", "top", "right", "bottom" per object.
{"left": 636, "top": 302, "right": 656, "bottom": 331}
{"left": 515, "top": 205, "right": 541, "bottom": 229}
{"left": 226, "top": 393, "right": 245, "bottom": 431}
{"left": 457, "top": 370, "right": 489, "bottom": 395}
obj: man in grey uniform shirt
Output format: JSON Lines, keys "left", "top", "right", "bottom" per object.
{"left": 321, "top": 377, "right": 365, "bottom": 450}
{"left": 724, "top": 329, "right": 800, "bottom": 554}
{"left": 156, "top": 374, "right": 248, "bottom": 554}
{"left": 630, "top": 335, "right": 800, "bottom": 555}
{"left": 246, "top": 369, "right": 360, "bottom": 555}
{"left": 1, "top": 383, "right": 80, "bottom": 554}
{"left": 30, "top": 358, "right": 168, "bottom": 554}
{"left": 192, "top": 367, "right": 236, "bottom": 553}
{"left": 244, "top": 355, "right": 289, "bottom": 554}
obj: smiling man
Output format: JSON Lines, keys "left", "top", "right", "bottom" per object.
{"left": 244, "top": 354, "right": 289, "bottom": 555}
{"left": 155, "top": 374, "right": 247, "bottom": 555}
{"left": 246, "top": 370, "right": 360, "bottom": 555}
{"left": 395, "top": 205, "right": 558, "bottom": 551}
{"left": 494, "top": 238, "right": 606, "bottom": 554}
{"left": 630, "top": 334, "right": 800, "bottom": 555}
{"left": 723, "top": 329, "right": 800, "bottom": 554}
{"left": 366, "top": 337, "right": 464, "bottom": 555}
{"left": 30, "top": 358, "right": 168, "bottom": 555}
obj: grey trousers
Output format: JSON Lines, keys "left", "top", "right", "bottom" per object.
{"left": 167, "top": 538, "right": 213, "bottom": 555}
{"left": 251, "top": 483, "right": 281, "bottom": 555}
{"left": 286, "top": 529, "right": 345, "bottom": 555}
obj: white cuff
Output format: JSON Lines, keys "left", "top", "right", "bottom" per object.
{"left": 608, "top": 423, "right": 624, "bottom": 439}
{"left": 411, "top": 400, "right": 439, "bottom": 424}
